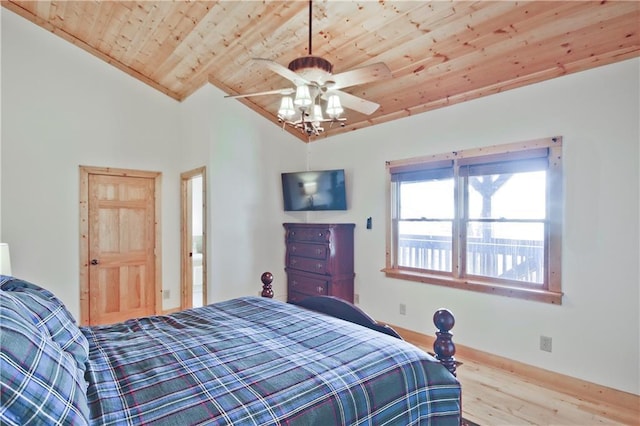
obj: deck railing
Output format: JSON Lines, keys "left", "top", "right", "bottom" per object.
{"left": 398, "top": 234, "right": 544, "bottom": 283}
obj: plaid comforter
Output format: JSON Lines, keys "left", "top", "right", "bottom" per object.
{"left": 82, "top": 297, "right": 460, "bottom": 425}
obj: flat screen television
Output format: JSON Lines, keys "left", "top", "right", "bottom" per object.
{"left": 281, "top": 169, "right": 347, "bottom": 211}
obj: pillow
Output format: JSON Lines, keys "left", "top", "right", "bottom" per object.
{"left": 0, "top": 293, "right": 89, "bottom": 425}
{"left": 0, "top": 278, "right": 88, "bottom": 372}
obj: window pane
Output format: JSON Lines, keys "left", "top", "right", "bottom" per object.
{"left": 466, "top": 221, "right": 544, "bottom": 284}
{"left": 398, "top": 220, "right": 452, "bottom": 271}
{"left": 468, "top": 170, "right": 546, "bottom": 219}
{"left": 399, "top": 179, "right": 454, "bottom": 219}
{"left": 386, "top": 137, "right": 562, "bottom": 301}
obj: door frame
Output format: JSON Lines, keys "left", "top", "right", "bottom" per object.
{"left": 79, "top": 165, "right": 162, "bottom": 326}
{"left": 180, "top": 167, "right": 207, "bottom": 309}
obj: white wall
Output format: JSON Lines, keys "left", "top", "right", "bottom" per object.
{"left": 309, "top": 58, "right": 640, "bottom": 395}
{"left": 1, "top": 8, "right": 307, "bottom": 311}
{"left": 2, "top": 7, "right": 638, "bottom": 396}
{"left": 177, "top": 84, "right": 307, "bottom": 302}
{"left": 0, "top": 10, "right": 4, "bottom": 240}
{"left": 1, "top": 9, "right": 182, "bottom": 315}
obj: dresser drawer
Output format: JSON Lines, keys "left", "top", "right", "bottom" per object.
{"left": 288, "top": 273, "right": 328, "bottom": 297}
{"left": 288, "top": 256, "right": 327, "bottom": 274}
{"left": 287, "top": 227, "right": 331, "bottom": 243}
{"left": 288, "top": 242, "right": 328, "bottom": 260}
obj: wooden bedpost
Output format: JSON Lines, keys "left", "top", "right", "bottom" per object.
{"left": 261, "top": 272, "right": 274, "bottom": 298}
{"left": 433, "top": 308, "right": 457, "bottom": 377}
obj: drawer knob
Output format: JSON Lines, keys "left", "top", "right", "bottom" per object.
{"left": 291, "top": 259, "right": 297, "bottom": 265}
{"left": 292, "top": 280, "right": 298, "bottom": 287}
{"left": 316, "top": 248, "right": 323, "bottom": 255}
{"left": 316, "top": 263, "right": 323, "bottom": 270}
{"left": 317, "top": 286, "right": 324, "bottom": 294}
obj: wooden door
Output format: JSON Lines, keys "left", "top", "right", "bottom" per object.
{"left": 80, "top": 167, "right": 161, "bottom": 326}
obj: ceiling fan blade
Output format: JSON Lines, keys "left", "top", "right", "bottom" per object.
{"left": 225, "top": 87, "right": 294, "bottom": 99}
{"left": 325, "top": 89, "right": 381, "bottom": 115}
{"left": 253, "top": 58, "right": 309, "bottom": 86}
{"left": 330, "top": 62, "right": 392, "bottom": 90}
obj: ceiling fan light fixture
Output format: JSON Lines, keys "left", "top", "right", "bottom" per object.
{"left": 326, "top": 94, "right": 343, "bottom": 118}
{"left": 293, "top": 85, "right": 313, "bottom": 108}
{"left": 278, "top": 96, "right": 296, "bottom": 118}
{"left": 229, "top": 0, "right": 389, "bottom": 137}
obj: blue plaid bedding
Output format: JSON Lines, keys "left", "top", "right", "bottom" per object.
{"left": 82, "top": 297, "right": 461, "bottom": 425}
{"left": 1, "top": 277, "right": 90, "bottom": 425}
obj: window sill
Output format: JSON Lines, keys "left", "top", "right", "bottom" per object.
{"left": 382, "top": 268, "right": 563, "bottom": 305}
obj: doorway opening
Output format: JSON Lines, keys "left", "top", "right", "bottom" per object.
{"left": 181, "top": 167, "right": 207, "bottom": 309}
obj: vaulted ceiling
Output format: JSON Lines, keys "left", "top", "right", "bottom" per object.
{"left": 3, "top": 1, "right": 639, "bottom": 142}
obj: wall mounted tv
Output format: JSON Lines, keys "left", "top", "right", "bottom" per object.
{"left": 281, "top": 169, "right": 347, "bottom": 211}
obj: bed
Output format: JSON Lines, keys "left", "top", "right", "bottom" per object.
{"left": 0, "top": 273, "right": 461, "bottom": 425}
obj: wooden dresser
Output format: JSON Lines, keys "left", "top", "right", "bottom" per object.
{"left": 284, "top": 223, "right": 355, "bottom": 304}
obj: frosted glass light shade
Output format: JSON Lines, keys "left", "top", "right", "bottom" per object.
{"left": 293, "top": 85, "right": 312, "bottom": 108}
{"left": 326, "top": 94, "right": 343, "bottom": 118}
{"left": 278, "top": 96, "right": 295, "bottom": 118}
{"left": 311, "top": 104, "right": 324, "bottom": 123}
{"left": 1, "top": 243, "right": 11, "bottom": 275}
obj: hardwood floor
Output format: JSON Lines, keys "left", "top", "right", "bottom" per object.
{"left": 457, "top": 357, "right": 637, "bottom": 425}
{"left": 397, "top": 326, "right": 640, "bottom": 425}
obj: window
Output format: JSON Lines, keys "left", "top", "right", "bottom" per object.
{"left": 384, "top": 137, "right": 563, "bottom": 304}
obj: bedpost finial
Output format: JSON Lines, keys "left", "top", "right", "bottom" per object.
{"left": 433, "top": 308, "right": 455, "bottom": 332}
{"left": 261, "top": 272, "right": 274, "bottom": 298}
{"left": 433, "top": 308, "right": 457, "bottom": 377}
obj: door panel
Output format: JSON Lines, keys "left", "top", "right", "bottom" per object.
{"left": 87, "top": 173, "right": 156, "bottom": 325}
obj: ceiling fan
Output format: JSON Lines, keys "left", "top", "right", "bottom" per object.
{"left": 225, "top": 0, "right": 392, "bottom": 136}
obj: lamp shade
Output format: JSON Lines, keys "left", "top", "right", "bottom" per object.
{"left": 0, "top": 243, "right": 11, "bottom": 275}
{"left": 278, "top": 96, "right": 295, "bottom": 118}
{"left": 311, "top": 104, "right": 324, "bottom": 124}
{"left": 326, "top": 94, "right": 344, "bottom": 118}
{"left": 293, "top": 85, "right": 312, "bottom": 108}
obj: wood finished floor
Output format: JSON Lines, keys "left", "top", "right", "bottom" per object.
{"left": 455, "top": 357, "right": 639, "bottom": 425}
{"left": 404, "top": 339, "right": 639, "bottom": 425}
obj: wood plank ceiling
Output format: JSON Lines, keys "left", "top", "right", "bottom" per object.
{"left": 3, "top": 1, "right": 639, "bottom": 142}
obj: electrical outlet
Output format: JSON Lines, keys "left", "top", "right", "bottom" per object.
{"left": 399, "top": 303, "right": 406, "bottom": 315}
{"left": 540, "top": 335, "right": 552, "bottom": 352}
{"left": 163, "top": 289, "right": 170, "bottom": 300}
{"left": 354, "top": 293, "right": 359, "bottom": 304}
